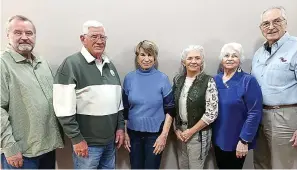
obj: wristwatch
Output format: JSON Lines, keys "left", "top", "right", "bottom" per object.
{"left": 239, "top": 138, "right": 248, "bottom": 145}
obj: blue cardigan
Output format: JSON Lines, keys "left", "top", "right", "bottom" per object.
{"left": 122, "top": 67, "right": 175, "bottom": 133}
{"left": 213, "top": 71, "right": 263, "bottom": 151}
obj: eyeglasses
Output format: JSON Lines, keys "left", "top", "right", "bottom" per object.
{"left": 84, "top": 34, "right": 108, "bottom": 42}
{"left": 260, "top": 18, "right": 286, "bottom": 29}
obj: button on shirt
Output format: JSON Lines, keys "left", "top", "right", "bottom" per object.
{"left": 251, "top": 32, "right": 297, "bottom": 106}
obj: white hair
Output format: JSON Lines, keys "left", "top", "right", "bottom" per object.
{"left": 179, "top": 45, "right": 206, "bottom": 75}
{"left": 261, "top": 6, "right": 287, "bottom": 22}
{"left": 219, "top": 43, "right": 245, "bottom": 63}
{"left": 181, "top": 45, "right": 205, "bottom": 61}
{"left": 82, "top": 20, "right": 105, "bottom": 34}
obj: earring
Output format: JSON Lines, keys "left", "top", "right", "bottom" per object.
{"left": 237, "top": 66, "right": 242, "bottom": 72}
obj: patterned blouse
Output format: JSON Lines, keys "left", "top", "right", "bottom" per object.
{"left": 179, "top": 77, "right": 218, "bottom": 125}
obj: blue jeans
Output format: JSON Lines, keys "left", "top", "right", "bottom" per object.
{"left": 73, "top": 140, "right": 115, "bottom": 169}
{"left": 128, "top": 129, "right": 162, "bottom": 169}
{"left": 1, "top": 151, "right": 55, "bottom": 169}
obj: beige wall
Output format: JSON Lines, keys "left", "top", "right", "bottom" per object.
{"left": 1, "top": 0, "right": 297, "bottom": 169}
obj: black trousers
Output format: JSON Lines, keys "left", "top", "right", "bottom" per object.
{"left": 214, "top": 145, "right": 246, "bottom": 169}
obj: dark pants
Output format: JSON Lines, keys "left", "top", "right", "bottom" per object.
{"left": 214, "top": 145, "right": 246, "bottom": 169}
{"left": 128, "top": 129, "right": 162, "bottom": 169}
{"left": 1, "top": 150, "right": 55, "bottom": 169}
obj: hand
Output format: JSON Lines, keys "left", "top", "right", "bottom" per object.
{"left": 73, "top": 140, "right": 88, "bottom": 157}
{"left": 6, "top": 152, "right": 23, "bottom": 168}
{"left": 153, "top": 133, "right": 168, "bottom": 155}
{"left": 290, "top": 130, "right": 297, "bottom": 147}
{"left": 181, "top": 129, "right": 195, "bottom": 142}
{"left": 124, "top": 132, "right": 131, "bottom": 152}
{"left": 175, "top": 129, "right": 185, "bottom": 142}
{"left": 115, "top": 129, "right": 124, "bottom": 149}
{"left": 236, "top": 141, "right": 248, "bottom": 158}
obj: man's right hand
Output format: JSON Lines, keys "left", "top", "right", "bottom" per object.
{"left": 73, "top": 140, "right": 88, "bottom": 157}
{"left": 6, "top": 152, "right": 23, "bottom": 168}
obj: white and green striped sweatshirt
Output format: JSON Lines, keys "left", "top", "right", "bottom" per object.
{"left": 53, "top": 47, "right": 124, "bottom": 146}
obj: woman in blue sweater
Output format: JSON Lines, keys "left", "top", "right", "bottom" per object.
{"left": 213, "top": 43, "right": 263, "bottom": 169}
{"left": 122, "top": 40, "right": 175, "bottom": 169}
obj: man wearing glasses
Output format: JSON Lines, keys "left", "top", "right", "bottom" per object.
{"left": 251, "top": 6, "right": 297, "bottom": 169}
{"left": 53, "top": 20, "right": 124, "bottom": 169}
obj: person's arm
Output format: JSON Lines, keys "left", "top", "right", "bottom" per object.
{"left": 122, "top": 76, "right": 131, "bottom": 151}
{"left": 182, "top": 78, "right": 218, "bottom": 142}
{"left": 0, "top": 60, "right": 21, "bottom": 157}
{"left": 161, "top": 75, "right": 175, "bottom": 135}
{"left": 1, "top": 59, "right": 24, "bottom": 168}
{"left": 239, "top": 77, "right": 263, "bottom": 142}
{"left": 153, "top": 75, "right": 174, "bottom": 154}
{"left": 53, "top": 60, "right": 83, "bottom": 144}
{"left": 289, "top": 51, "right": 297, "bottom": 147}
{"left": 115, "top": 91, "right": 124, "bottom": 148}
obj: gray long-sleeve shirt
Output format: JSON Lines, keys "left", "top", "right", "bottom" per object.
{"left": 0, "top": 48, "right": 64, "bottom": 157}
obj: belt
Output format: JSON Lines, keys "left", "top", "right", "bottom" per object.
{"left": 263, "top": 103, "right": 297, "bottom": 110}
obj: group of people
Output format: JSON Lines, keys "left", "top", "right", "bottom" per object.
{"left": 1, "top": 6, "right": 296, "bottom": 169}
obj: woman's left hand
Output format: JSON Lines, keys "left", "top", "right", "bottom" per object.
{"left": 236, "top": 140, "right": 248, "bottom": 158}
{"left": 181, "top": 129, "right": 195, "bottom": 142}
{"left": 153, "top": 133, "right": 168, "bottom": 155}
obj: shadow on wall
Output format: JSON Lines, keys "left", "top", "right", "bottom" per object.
{"left": 111, "top": 47, "right": 135, "bottom": 81}
{"left": 203, "top": 38, "right": 225, "bottom": 76}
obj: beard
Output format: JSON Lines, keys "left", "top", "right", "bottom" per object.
{"left": 17, "top": 44, "right": 33, "bottom": 52}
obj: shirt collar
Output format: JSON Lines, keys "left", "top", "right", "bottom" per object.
{"left": 80, "top": 46, "right": 110, "bottom": 64}
{"left": 263, "top": 32, "right": 290, "bottom": 49}
{"left": 6, "top": 45, "right": 41, "bottom": 63}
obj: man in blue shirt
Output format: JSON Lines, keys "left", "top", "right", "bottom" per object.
{"left": 251, "top": 6, "right": 297, "bottom": 169}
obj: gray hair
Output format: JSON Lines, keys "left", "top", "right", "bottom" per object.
{"left": 82, "top": 20, "right": 105, "bottom": 34}
{"left": 179, "top": 45, "right": 206, "bottom": 75}
{"left": 7, "top": 15, "right": 36, "bottom": 33}
{"left": 261, "top": 6, "right": 287, "bottom": 22}
{"left": 219, "top": 42, "right": 245, "bottom": 63}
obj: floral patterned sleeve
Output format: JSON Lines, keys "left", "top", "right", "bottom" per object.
{"left": 201, "top": 77, "right": 218, "bottom": 125}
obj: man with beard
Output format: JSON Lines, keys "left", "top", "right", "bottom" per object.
{"left": 1, "top": 15, "right": 64, "bottom": 169}
{"left": 53, "top": 20, "right": 124, "bottom": 169}
{"left": 251, "top": 6, "right": 297, "bottom": 169}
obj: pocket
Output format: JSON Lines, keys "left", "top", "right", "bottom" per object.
{"left": 267, "top": 63, "right": 292, "bottom": 86}
{"left": 283, "top": 107, "right": 297, "bottom": 130}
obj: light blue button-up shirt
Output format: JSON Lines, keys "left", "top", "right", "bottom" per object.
{"left": 251, "top": 32, "right": 297, "bottom": 106}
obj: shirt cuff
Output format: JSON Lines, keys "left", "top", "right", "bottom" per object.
{"left": 2, "top": 142, "right": 21, "bottom": 157}
{"left": 71, "top": 133, "right": 84, "bottom": 145}
{"left": 201, "top": 114, "right": 213, "bottom": 125}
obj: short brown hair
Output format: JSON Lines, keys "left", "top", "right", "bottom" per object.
{"left": 134, "top": 40, "right": 159, "bottom": 69}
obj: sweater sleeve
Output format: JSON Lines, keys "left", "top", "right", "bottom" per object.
{"left": 122, "top": 75, "right": 130, "bottom": 120}
{"left": 239, "top": 76, "right": 263, "bottom": 142}
{"left": 162, "top": 75, "right": 175, "bottom": 117}
{"left": 53, "top": 59, "right": 84, "bottom": 145}
{"left": 1, "top": 59, "right": 21, "bottom": 157}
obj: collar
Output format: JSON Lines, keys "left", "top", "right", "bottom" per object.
{"left": 263, "top": 32, "right": 290, "bottom": 50}
{"left": 6, "top": 45, "right": 41, "bottom": 63}
{"left": 80, "top": 46, "right": 110, "bottom": 64}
